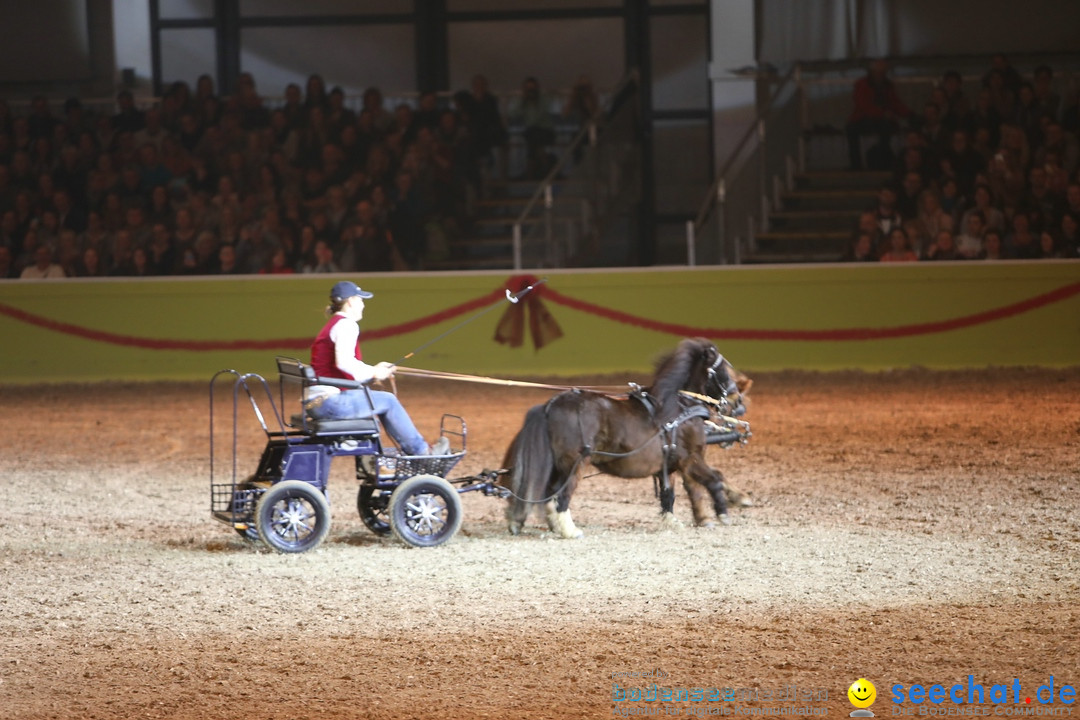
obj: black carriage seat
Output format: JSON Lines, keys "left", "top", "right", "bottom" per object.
{"left": 276, "top": 357, "right": 381, "bottom": 437}
{"left": 291, "top": 413, "right": 380, "bottom": 436}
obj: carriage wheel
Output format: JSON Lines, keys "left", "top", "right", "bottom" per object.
{"left": 255, "top": 480, "right": 331, "bottom": 553}
{"left": 388, "top": 474, "right": 463, "bottom": 548}
{"left": 357, "top": 484, "right": 392, "bottom": 536}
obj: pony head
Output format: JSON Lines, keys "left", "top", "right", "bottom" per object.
{"left": 651, "top": 338, "right": 750, "bottom": 417}
{"left": 701, "top": 341, "right": 752, "bottom": 417}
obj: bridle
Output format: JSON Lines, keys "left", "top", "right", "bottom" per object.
{"left": 705, "top": 347, "right": 745, "bottom": 417}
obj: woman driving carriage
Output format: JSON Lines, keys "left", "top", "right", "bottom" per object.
{"left": 306, "top": 280, "right": 449, "bottom": 456}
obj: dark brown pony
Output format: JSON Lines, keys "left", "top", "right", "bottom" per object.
{"left": 501, "top": 338, "right": 750, "bottom": 538}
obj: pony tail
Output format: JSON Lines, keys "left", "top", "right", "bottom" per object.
{"left": 502, "top": 404, "right": 555, "bottom": 533}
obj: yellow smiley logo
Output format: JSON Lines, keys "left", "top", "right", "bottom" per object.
{"left": 848, "top": 678, "right": 877, "bottom": 709}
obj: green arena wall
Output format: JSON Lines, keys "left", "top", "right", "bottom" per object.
{"left": 1, "top": 261, "right": 1078, "bottom": 384}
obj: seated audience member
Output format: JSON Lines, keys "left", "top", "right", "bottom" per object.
{"left": 260, "top": 246, "right": 295, "bottom": 274}
{"left": 112, "top": 90, "right": 145, "bottom": 134}
{"left": 128, "top": 246, "right": 154, "bottom": 276}
{"left": 1041, "top": 151, "right": 1070, "bottom": 198}
{"left": 895, "top": 171, "right": 924, "bottom": 220}
{"left": 939, "top": 70, "right": 969, "bottom": 124}
{"left": 988, "top": 124, "right": 1030, "bottom": 212}
{"left": 960, "top": 184, "right": 1004, "bottom": 235}
{"left": 955, "top": 210, "right": 986, "bottom": 259}
{"left": 980, "top": 230, "right": 1005, "bottom": 260}
{"left": 1034, "top": 122, "right": 1078, "bottom": 178}
{"left": 507, "top": 76, "right": 557, "bottom": 179}
{"left": 20, "top": 245, "right": 65, "bottom": 278}
{"left": 967, "top": 86, "right": 1005, "bottom": 156}
{"left": 924, "top": 230, "right": 962, "bottom": 261}
{"left": 915, "top": 188, "right": 952, "bottom": 245}
{"left": 216, "top": 244, "right": 240, "bottom": 274}
{"left": 464, "top": 73, "right": 509, "bottom": 178}
{"left": 302, "top": 239, "right": 340, "bottom": 273}
{"left": 1005, "top": 212, "right": 1039, "bottom": 259}
{"left": 1055, "top": 212, "right": 1080, "bottom": 257}
{"left": 845, "top": 59, "right": 910, "bottom": 170}
{"left": 983, "top": 52, "right": 1021, "bottom": 112}
{"left": 73, "top": 246, "right": 107, "bottom": 277}
{"left": 939, "top": 177, "right": 965, "bottom": 223}
{"left": 1065, "top": 183, "right": 1080, "bottom": 220}
{"left": 879, "top": 227, "right": 918, "bottom": 262}
{"left": 841, "top": 232, "right": 877, "bottom": 262}
{"left": 1014, "top": 83, "right": 1045, "bottom": 150}
{"left": 917, "top": 101, "right": 950, "bottom": 157}
{"left": 1037, "top": 231, "right": 1063, "bottom": 259}
{"left": 871, "top": 185, "right": 904, "bottom": 237}
{"left": 1015, "top": 166, "right": 1067, "bottom": 231}
{"left": 147, "top": 223, "right": 176, "bottom": 274}
{"left": 851, "top": 209, "right": 885, "bottom": 252}
{"left": 412, "top": 91, "right": 441, "bottom": 132}
{"left": 943, "top": 130, "right": 985, "bottom": 197}
{"left": 0, "top": 245, "right": 16, "bottom": 278}
{"left": 55, "top": 228, "right": 82, "bottom": 275}
{"left": 894, "top": 142, "right": 933, "bottom": 186}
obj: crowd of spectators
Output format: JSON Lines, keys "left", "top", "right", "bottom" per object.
{"left": 0, "top": 71, "right": 534, "bottom": 279}
{"left": 844, "top": 54, "right": 1080, "bottom": 262}
{"left": 4, "top": 55, "right": 1075, "bottom": 278}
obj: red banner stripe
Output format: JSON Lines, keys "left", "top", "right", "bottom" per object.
{"left": 360, "top": 289, "right": 505, "bottom": 340}
{"left": 539, "top": 282, "right": 1080, "bottom": 341}
{"left": 0, "top": 289, "right": 506, "bottom": 352}
{"left": 0, "top": 301, "right": 311, "bottom": 350}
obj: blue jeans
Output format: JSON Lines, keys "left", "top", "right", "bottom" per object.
{"left": 309, "top": 389, "right": 428, "bottom": 455}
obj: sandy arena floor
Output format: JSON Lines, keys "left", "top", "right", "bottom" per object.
{"left": 1, "top": 367, "right": 1078, "bottom": 719}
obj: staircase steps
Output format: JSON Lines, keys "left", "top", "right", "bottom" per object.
{"left": 434, "top": 179, "right": 586, "bottom": 271}
{"left": 742, "top": 169, "right": 890, "bottom": 263}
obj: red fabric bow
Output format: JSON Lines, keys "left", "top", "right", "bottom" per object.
{"left": 493, "top": 275, "right": 563, "bottom": 351}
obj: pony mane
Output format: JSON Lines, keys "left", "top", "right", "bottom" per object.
{"left": 648, "top": 338, "right": 714, "bottom": 418}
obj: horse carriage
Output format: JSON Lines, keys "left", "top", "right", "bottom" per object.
{"left": 209, "top": 356, "right": 510, "bottom": 553}
{"left": 209, "top": 339, "right": 751, "bottom": 552}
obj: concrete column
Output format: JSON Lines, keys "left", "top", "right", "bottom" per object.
{"left": 708, "top": 0, "right": 758, "bottom": 172}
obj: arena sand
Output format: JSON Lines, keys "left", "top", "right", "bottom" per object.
{"left": 1, "top": 367, "right": 1077, "bottom": 719}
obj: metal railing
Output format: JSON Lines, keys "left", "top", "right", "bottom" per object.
{"left": 687, "top": 66, "right": 801, "bottom": 265}
{"left": 510, "top": 69, "right": 641, "bottom": 269}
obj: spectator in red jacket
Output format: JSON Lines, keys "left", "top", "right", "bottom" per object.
{"left": 846, "top": 59, "right": 911, "bottom": 170}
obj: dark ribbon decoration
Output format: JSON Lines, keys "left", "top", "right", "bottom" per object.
{"left": 494, "top": 274, "right": 564, "bottom": 351}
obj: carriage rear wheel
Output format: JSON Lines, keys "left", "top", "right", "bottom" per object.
{"left": 255, "top": 480, "right": 331, "bottom": 553}
{"left": 388, "top": 474, "right": 463, "bottom": 548}
{"left": 357, "top": 484, "right": 392, "bottom": 536}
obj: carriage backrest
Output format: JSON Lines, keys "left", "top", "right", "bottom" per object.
{"left": 276, "top": 356, "right": 316, "bottom": 430}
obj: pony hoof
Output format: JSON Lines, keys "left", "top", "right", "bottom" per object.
{"left": 561, "top": 529, "right": 584, "bottom": 539}
{"left": 660, "top": 512, "right": 684, "bottom": 530}
{"left": 507, "top": 522, "right": 523, "bottom": 536}
{"left": 697, "top": 520, "right": 717, "bottom": 530}
{"left": 726, "top": 490, "right": 754, "bottom": 508}
{"left": 718, "top": 514, "right": 732, "bottom": 526}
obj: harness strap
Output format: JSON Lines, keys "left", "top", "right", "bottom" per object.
{"left": 589, "top": 403, "right": 710, "bottom": 461}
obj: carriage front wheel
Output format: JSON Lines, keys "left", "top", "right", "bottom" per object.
{"left": 255, "top": 480, "right": 331, "bottom": 553}
{"left": 388, "top": 475, "right": 463, "bottom": 548}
